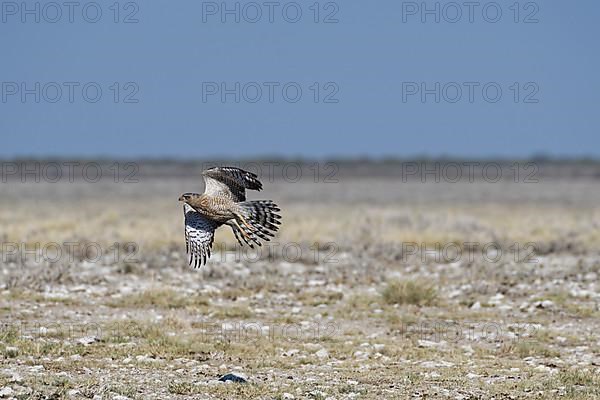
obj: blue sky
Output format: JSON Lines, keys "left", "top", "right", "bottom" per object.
{"left": 1, "top": 1, "right": 598, "bottom": 159}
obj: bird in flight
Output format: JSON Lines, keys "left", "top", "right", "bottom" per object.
{"left": 178, "top": 167, "right": 282, "bottom": 268}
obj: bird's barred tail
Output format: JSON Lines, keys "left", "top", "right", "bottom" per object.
{"left": 234, "top": 201, "right": 281, "bottom": 247}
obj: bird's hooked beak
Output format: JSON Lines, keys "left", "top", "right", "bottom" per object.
{"left": 178, "top": 195, "right": 184, "bottom": 202}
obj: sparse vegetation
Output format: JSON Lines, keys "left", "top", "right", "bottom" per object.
{"left": 168, "top": 381, "right": 198, "bottom": 395}
{"left": 108, "top": 288, "right": 209, "bottom": 309}
{"left": 0, "top": 165, "right": 599, "bottom": 398}
{"left": 382, "top": 279, "right": 438, "bottom": 306}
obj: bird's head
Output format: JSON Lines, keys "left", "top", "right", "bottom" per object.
{"left": 178, "top": 193, "right": 195, "bottom": 203}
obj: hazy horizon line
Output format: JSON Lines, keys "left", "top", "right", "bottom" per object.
{"left": 1, "top": 154, "right": 599, "bottom": 163}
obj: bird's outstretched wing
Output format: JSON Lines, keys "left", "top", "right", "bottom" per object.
{"left": 183, "top": 204, "right": 219, "bottom": 268}
{"left": 202, "top": 167, "right": 262, "bottom": 202}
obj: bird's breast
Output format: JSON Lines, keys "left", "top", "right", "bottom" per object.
{"left": 194, "top": 195, "right": 234, "bottom": 221}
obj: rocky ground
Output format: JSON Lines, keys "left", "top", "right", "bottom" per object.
{"left": 1, "top": 161, "right": 599, "bottom": 399}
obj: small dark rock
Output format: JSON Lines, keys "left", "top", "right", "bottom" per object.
{"left": 219, "top": 373, "right": 247, "bottom": 383}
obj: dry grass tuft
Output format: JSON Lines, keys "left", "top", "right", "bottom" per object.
{"left": 382, "top": 279, "right": 438, "bottom": 306}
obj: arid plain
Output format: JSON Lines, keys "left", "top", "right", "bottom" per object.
{"left": 1, "top": 160, "right": 599, "bottom": 399}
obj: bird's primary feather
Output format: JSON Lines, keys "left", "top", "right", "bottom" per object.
{"left": 183, "top": 203, "right": 219, "bottom": 269}
{"left": 202, "top": 167, "right": 262, "bottom": 202}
